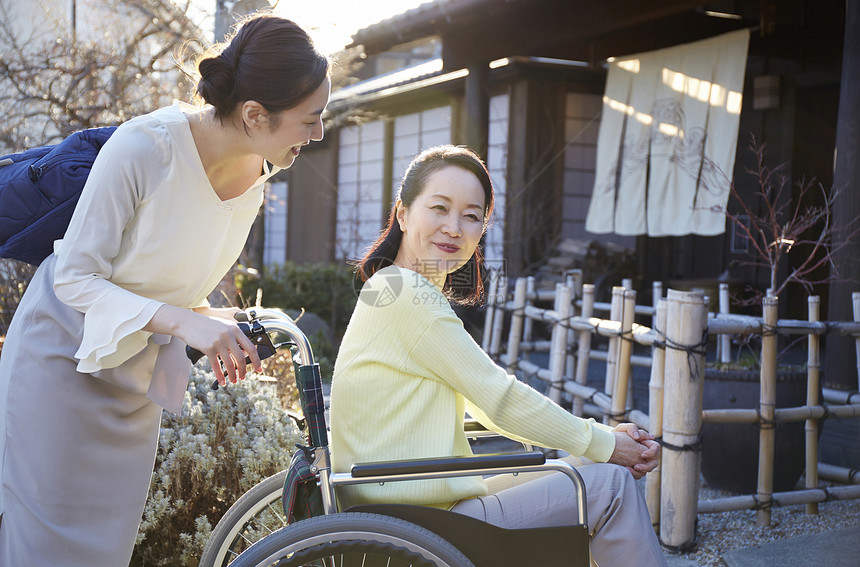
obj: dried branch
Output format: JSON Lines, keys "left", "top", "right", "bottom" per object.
{"left": 713, "top": 135, "right": 860, "bottom": 306}
{"left": 0, "top": 0, "right": 205, "bottom": 150}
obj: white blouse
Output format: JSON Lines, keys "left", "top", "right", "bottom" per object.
{"left": 52, "top": 103, "right": 278, "bottom": 411}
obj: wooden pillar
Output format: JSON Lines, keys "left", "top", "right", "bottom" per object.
{"left": 646, "top": 299, "right": 668, "bottom": 530}
{"left": 603, "top": 286, "right": 624, "bottom": 423}
{"left": 826, "top": 0, "right": 860, "bottom": 389}
{"left": 610, "top": 289, "right": 636, "bottom": 426}
{"left": 504, "top": 79, "right": 565, "bottom": 275}
{"left": 565, "top": 272, "right": 583, "bottom": 382}
{"left": 522, "top": 276, "right": 536, "bottom": 363}
{"left": 855, "top": 292, "right": 860, "bottom": 390}
{"left": 549, "top": 283, "right": 573, "bottom": 405}
{"left": 489, "top": 275, "right": 508, "bottom": 359}
{"left": 573, "top": 284, "right": 596, "bottom": 416}
{"left": 482, "top": 270, "right": 501, "bottom": 353}
{"left": 719, "top": 283, "right": 731, "bottom": 363}
{"left": 505, "top": 278, "right": 528, "bottom": 374}
{"left": 806, "top": 296, "right": 821, "bottom": 515}
{"left": 660, "top": 290, "right": 707, "bottom": 550}
{"left": 757, "top": 295, "right": 779, "bottom": 526}
{"left": 463, "top": 61, "right": 490, "bottom": 160}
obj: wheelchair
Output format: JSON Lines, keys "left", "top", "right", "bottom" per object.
{"left": 198, "top": 308, "right": 591, "bottom": 567}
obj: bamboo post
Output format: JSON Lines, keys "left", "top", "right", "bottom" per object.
{"left": 652, "top": 281, "right": 663, "bottom": 328}
{"left": 573, "top": 284, "right": 596, "bottom": 416}
{"left": 603, "top": 286, "right": 625, "bottom": 423}
{"left": 488, "top": 275, "right": 507, "bottom": 359}
{"left": 549, "top": 283, "right": 573, "bottom": 405}
{"left": 482, "top": 270, "right": 500, "bottom": 352}
{"left": 625, "top": 289, "right": 636, "bottom": 412}
{"left": 719, "top": 283, "right": 731, "bottom": 363}
{"left": 854, "top": 292, "right": 860, "bottom": 390}
{"left": 505, "top": 278, "right": 528, "bottom": 374}
{"left": 565, "top": 274, "right": 579, "bottom": 389}
{"left": 610, "top": 289, "right": 637, "bottom": 426}
{"left": 757, "top": 295, "right": 779, "bottom": 526}
{"left": 522, "top": 276, "right": 536, "bottom": 362}
{"left": 660, "top": 289, "right": 707, "bottom": 550}
{"left": 622, "top": 278, "right": 633, "bottom": 290}
{"left": 806, "top": 295, "right": 821, "bottom": 514}
{"left": 646, "top": 299, "right": 668, "bottom": 530}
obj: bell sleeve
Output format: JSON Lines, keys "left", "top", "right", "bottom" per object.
{"left": 52, "top": 123, "right": 167, "bottom": 373}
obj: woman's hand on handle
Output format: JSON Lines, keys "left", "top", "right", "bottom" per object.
{"left": 145, "top": 304, "right": 263, "bottom": 386}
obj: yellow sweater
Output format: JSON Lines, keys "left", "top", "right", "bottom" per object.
{"left": 330, "top": 266, "right": 615, "bottom": 510}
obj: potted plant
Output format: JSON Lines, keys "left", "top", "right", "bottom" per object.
{"left": 701, "top": 136, "right": 858, "bottom": 493}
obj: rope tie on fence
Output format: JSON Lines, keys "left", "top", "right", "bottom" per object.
{"left": 617, "top": 328, "right": 636, "bottom": 344}
{"left": 751, "top": 494, "right": 774, "bottom": 511}
{"left": 820, "top": 403, "right": 834, "bottom": 421}
{"left": 755, "top": 408, "right": 777, "bottom": 430}
{"left": 654, "top": 327, "right": 709, "bottom": 379}
{"left": 761, "top": 322, "right": 778, "bottom": 337}
{"left": 848, "top": 467, "right": 860, "bottom": 484}
{"left": 821, "top": 487, "right": 837, "bottom": 503}
{"left": 656, "top": 434, "right": 703, "bottom": 453}
{"left": 658, "top": 521, "right": 698, "bottom": 554}
{"left": 608, "top": 409, "right": 629, "bottom": 420}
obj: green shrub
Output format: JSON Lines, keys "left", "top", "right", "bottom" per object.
{"left": 131, "top": 361, "right": 302, "bottom": 566}
{"left": 237, "top": 261, "right": 359, "bottom": 343}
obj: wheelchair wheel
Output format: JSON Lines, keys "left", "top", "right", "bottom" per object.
{"left": 230, "top": 512, "right": 475, "bottom": 567}
{"left": 200, "top": 470, "right": 288, "bottom": 567}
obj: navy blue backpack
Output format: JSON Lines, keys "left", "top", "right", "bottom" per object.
{"left": 0, "top": 126, "right": 117, "bottom": 266}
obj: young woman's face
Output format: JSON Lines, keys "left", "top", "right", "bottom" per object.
{"left": 394, "top": 165, "right": 487, "bottom": 287}
{"left": 253, "top": 76, "right": 331, "bottom": 169}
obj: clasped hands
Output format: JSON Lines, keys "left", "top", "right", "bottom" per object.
{"left": 608, "top": 423, "right": 661, "bottom": 479}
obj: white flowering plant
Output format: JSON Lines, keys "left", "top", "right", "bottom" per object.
{"left": 131, "top": 356, "right": 302, "bottom": 566}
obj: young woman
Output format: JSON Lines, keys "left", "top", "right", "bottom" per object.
{"left": 330, "top": 145, "right": 668, "bottom": 567}
{"left": 0, "top": 14, "right": 330, "bottom": 566}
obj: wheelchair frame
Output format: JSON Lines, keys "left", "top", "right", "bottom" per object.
{"left": 200, "top": 308, "right": 591, "bottom": 567}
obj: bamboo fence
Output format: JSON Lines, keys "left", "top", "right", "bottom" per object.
{"left": 484, "top": 270, "right": 860, "bottom": 549}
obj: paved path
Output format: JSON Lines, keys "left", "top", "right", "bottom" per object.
{"left": 664, "top": 525, "right": 860, "bottom": 566}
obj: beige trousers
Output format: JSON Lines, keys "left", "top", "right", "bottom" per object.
{"left": 450, "top": 457, "right": 668, "bottom": 567}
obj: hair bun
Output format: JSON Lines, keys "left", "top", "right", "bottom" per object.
{"left": 196, "top": 55, "right": 237, "bottom": 117}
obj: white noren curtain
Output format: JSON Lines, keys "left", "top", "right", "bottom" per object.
{"left": 586, "top": 29, "right": 750, "bottom": 237}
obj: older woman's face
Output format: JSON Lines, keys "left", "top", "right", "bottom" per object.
{"left": 394, "top": 165, "right": 486, "bottom": 288}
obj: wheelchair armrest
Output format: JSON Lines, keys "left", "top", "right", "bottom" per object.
{"left": 350, "top": 451, "right": 546, "bottom": 478}
{"left": 463, "top": 418, "right": 489, "bottom": 433}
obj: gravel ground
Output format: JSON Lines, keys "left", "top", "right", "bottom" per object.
{"left": 474, "top": 435, "right": 860, "bottom": 566}
{"left": 662, "top": 479, "right": 860, "bottom": 566}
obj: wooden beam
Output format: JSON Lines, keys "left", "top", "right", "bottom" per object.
{"left": 357, "top": 0, "right": 712, "bottom": 57}
{"left": 826, "top": 0, "right": 860, "bottom": 390}
{"left": 441, "top": 7, "right": 750, "bottom": 70}
{"left": 463, "top": 61, "right": 489, "bottom": 159}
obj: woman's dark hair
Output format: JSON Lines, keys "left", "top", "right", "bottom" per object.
{"left": 196, "top": 14, "right": 330, "bottom": 122}
{"left": 356, "top": 145, "right": 495, "bottom": 306}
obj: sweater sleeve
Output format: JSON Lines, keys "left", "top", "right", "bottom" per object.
{"left": 52, "top": 122, "right": 166, "bottom": 373}
{"left": 405, "top": 297, "right": 616, "bottom": 464}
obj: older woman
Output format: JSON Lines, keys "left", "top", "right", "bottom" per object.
{"left": 330, "top": 145, "right": 668, "bottom": 567}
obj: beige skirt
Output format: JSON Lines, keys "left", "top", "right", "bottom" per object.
{"left": 0, "top": 255, "right": 163, "bottom": 566}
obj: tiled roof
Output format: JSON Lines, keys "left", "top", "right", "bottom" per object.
{"left": 329, "top": 58, "right": 451, "bottom": 106}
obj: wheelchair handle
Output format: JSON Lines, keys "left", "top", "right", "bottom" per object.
{"left": 185, "top": 308, "right": 316, "bottom": 390}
